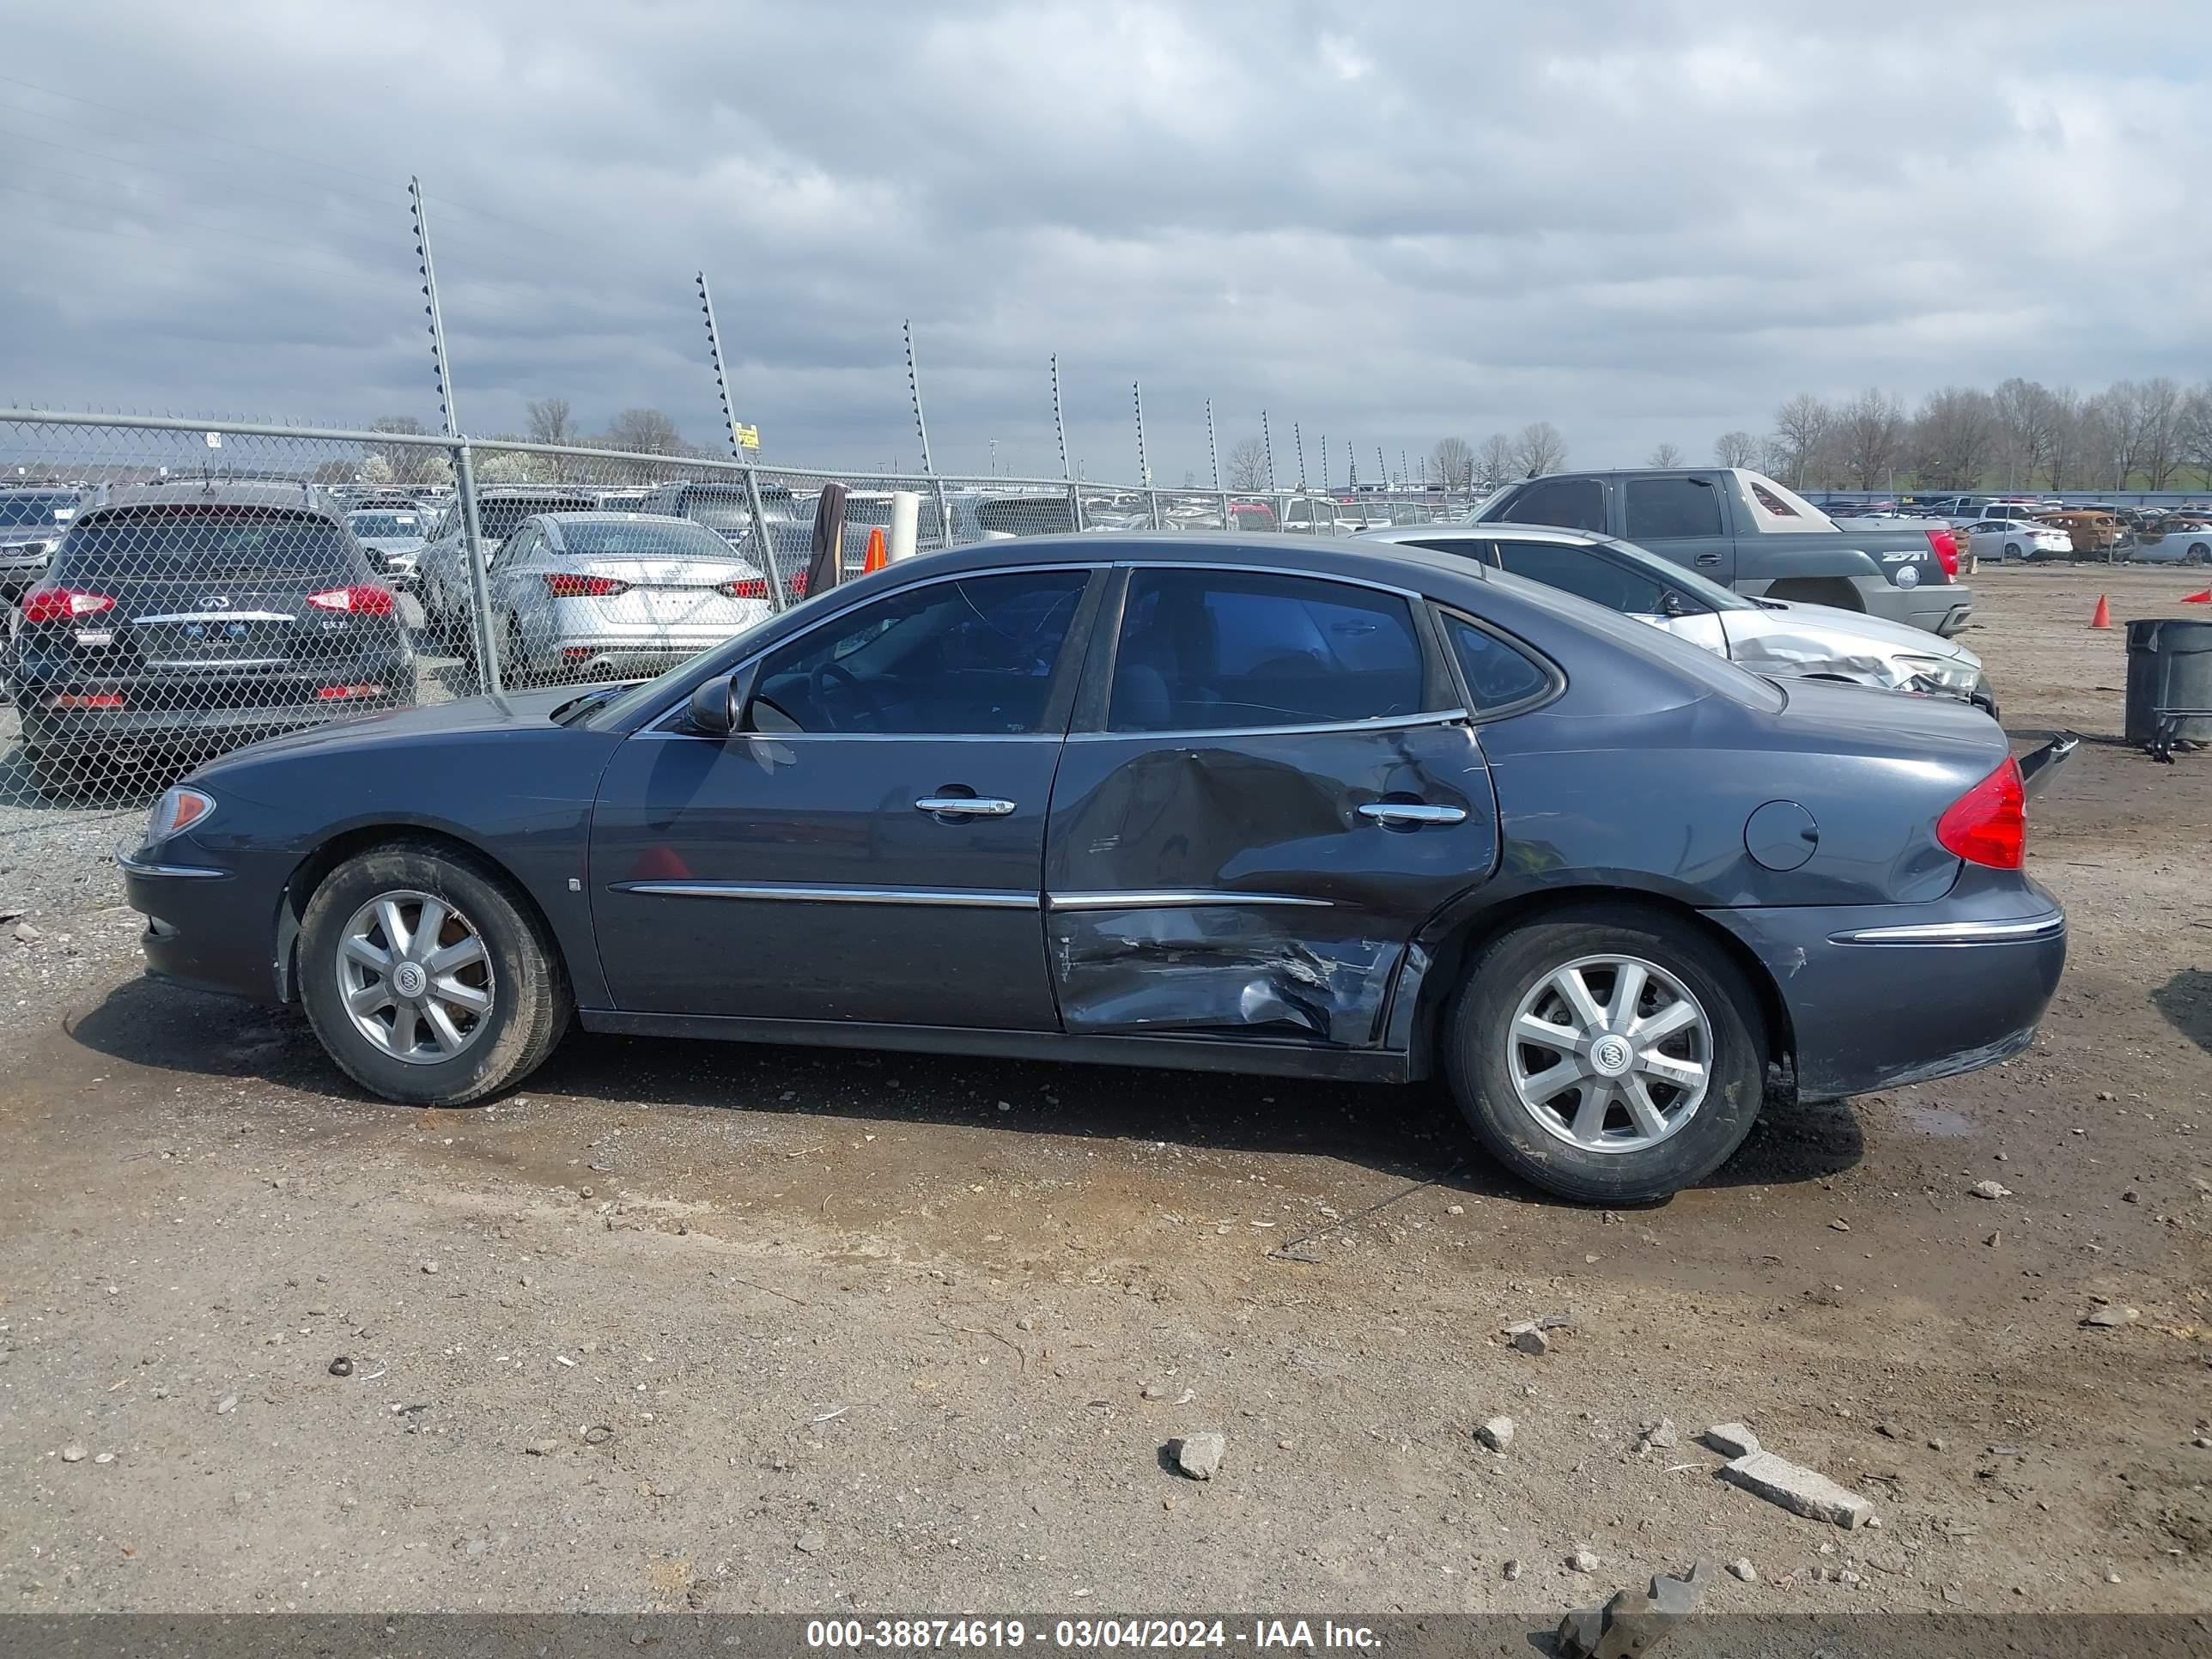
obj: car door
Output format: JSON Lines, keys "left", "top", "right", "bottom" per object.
{"left": 1620, "top": 474, "right": 1735, "bottom": 585}
{"left": 1042, "top": 563, "right": 1503, "bottom": 1049}
{"left": 587, "top": 565, "right": 1102, "bottom": 1029}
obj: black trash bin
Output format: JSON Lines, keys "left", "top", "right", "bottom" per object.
{"left": 2124, "top": 617, "right": 2212, "bottom": 746}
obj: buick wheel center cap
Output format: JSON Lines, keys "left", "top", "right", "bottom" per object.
{"left": 1590, "top": 1035, "right": 1633, "bottom": 1077}
{"left": 393, "top": 962, "right": 428, "bottom": 998}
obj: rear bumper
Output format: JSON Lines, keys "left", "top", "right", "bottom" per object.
{"left": 1709, "top": 879, "right": 2065, "bottom": 1101}
{"left": 1864, "top": 580, "right": 1973, "bottom": 637}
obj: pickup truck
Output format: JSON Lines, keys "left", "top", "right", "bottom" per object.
{"left": 1472, "top": 467, "right": 1972, "bottom": 636}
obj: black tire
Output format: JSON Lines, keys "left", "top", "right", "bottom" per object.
{"left": 28, "top": 747, "right": 82, "bottom": 803}
{"left": 297, "top": 839, "right": 570, "bottom": 1107}
{"left": 2003, "top": 543, "right": 2021, "bottom": 562}
{"left": 2189, "top": 544, "right": 2209, "bottom": 566}
{"left": 1442, "top": 904, "right": 1768, "bottom": 1204}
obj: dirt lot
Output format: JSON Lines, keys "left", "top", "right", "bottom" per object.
{"left": 0, "top": 564, "right": 2206, "bottom": 1617}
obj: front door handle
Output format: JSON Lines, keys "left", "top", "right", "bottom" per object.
{"left": 1358, "top": 801, "right": 1467, "bottom": 827}
{"left": 915, "top": 795, "right": 1018, "bottom": 818}
{"left": 1694, "top": 552, "right": 1723, "bottom": 566}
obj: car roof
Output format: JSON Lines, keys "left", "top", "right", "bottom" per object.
{"left": 533, "top": 511, "right": 708, "bottom": 526}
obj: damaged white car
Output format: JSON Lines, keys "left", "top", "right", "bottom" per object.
{"left": 1361, "top": 522, "right": 1996, "bottom": 718}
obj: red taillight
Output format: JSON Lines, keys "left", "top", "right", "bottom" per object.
{"left": 21, "top": 586, "right": 116, "bottom": 626}
{"left": 50, "top": 691, "right": 126, "bottom": 709}
{"left": 306, "top": 584, "right": 395, "bottom": 615}
{"left": 788, "top": 570, "right": 810, "bottom": 597}
{"left": 314, "top": 683, "right": 387, "bottom": 701}
{"left": 544, "top": 574, "right": 630, "bottom": 599}
{"left": 1927, "top": 528, "right": 1960, "bottom": 580}
{"left": 716, "top": 576, "right": 769, "bottom": 600}
{"left": 1936, "top": 757, "right": 2026, "bottom": 870}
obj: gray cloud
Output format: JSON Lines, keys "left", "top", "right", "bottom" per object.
{"left": 3, "top": 0, "right": 2208, "bottom": 481}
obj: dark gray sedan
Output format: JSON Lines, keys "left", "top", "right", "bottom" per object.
{"left": 118, "top": 534, "right": 2067, "bottom": 1203}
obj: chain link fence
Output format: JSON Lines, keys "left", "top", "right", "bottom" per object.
{"left": 0, "top": 410, "right": 1468, "bottom": 817}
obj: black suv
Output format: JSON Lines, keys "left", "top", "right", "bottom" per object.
{"left": 3, "top": 483, "right": 416, "bottom": 798}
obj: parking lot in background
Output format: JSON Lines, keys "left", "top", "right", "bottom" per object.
{"left": 0, "top": 562, "right": 2205, "bottom": 1614}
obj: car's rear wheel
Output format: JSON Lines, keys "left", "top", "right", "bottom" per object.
{"left": 1443, "top": 905, "right": 1767, "bottom": 1203}
{"left": 2004, "top": 542, "right": 2021, "bottom": 562}
{"left": 2189, "top": 543, "right": 2209, "bottom": 565}
{"left": 298, "top": 841, "right": 569, "bottom": 1106}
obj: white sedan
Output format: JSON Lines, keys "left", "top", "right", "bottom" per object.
{"left": 1359, "top": 523, "right": 1996, "bottom": 715}
{"left": 1960, "top": 517, "right": 2071, "bottom": 565}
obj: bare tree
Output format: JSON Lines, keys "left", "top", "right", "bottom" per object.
{"left": 2078, "top": 391, "right": 2124, "bottom": 489}
{"left": 601, "top": 408, "right": 684, "bottom": 456}
{"left": 1755, "top": 435, "right": 1794, "bottom": 480}
{"left": 1429, "top": 436, "right": 1475, "bottom": 490}
{"left": 1990, "top": 377, "right": 2058, "bottom": 489}
{"left": 1474, "top": 433, "right": 1516, "bottom": 489}
{"left": 526, "top": 397, "right": 574, "bottom": 447}
{"left": 1713, "top": 430, "right": 1759, "bottom": 469}
{"left": 1224, "top": 436, "right": 1270, "bottom": 492}
{"left": 2136, "top": 376, "right": 2184, "bottom": 489}
{"left": 1838, "top": 388, "right": 1905, "bottom": 489}
{"left": 1908, "top": 386, "right": 1999, "bottom": 489}
{"left": 2044, "top": 386, "right": 2082, "bottom": 491}
{"left": 2181, "top": 383, "right": 2212, "bottom": 489}
{"left": 1510, "top": 421, "right": 1568, "bottom": 477}
{"left": 1644, "top": 441, "right": 1680, "bottom": 468}
{"left": 1770, "top": 393, "right": 1834, "bottom": 489}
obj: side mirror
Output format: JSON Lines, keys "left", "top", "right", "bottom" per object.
{"left": 1660, "top": 590, "right": 1689, "bottom": 617}
{"left": 684, "top": 660, "right": 759, "bottom": 738}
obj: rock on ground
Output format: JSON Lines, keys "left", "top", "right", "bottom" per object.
{"left": 1723, "top": 1450, "right": 1875, "bottom": 1529}
{"left": 1173, "top": 1431, "right": 1226, "bottom": 1480}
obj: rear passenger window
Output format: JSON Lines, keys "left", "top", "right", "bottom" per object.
{"left": 1109, "top": 570, "right": 1431, "bottom": 733}
{"left": 1500, "top": 477, "right": 1606, "bottom": 532}
{"left": 1625, "top": 477, "right": 1724, "bottom": 539}
{"left": 1442, "top": 616, "right": 1555, "bottom": 715}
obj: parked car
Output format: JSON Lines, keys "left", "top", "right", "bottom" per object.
{"left": 1227, "top": 500, "right": 1279, "bottom": 532}
{"left": 3, "top": 483, "right": 412, "bottom": 798}
{"left": 641, "top": 479, "right": 875, "bottom": 590}
{"left": 1965, "top": 517, "right": 2073, "bottom": 565}
{"left": 1360, "top": 521, "right": 1996, "bottom": 714}
{"left": 1279, "top": 495, "right": 1363, "bottom": 534}
{"left": 344, "top": 507, "right": 431, "bottom": 590}
{"left": 2123, "top": 520, "right": 2212, "bottom": 565}
{"left": 1472, "top": 469, "right": 1972, "bottom": 636}
{"left": 0, "top": 488, "right": 81, "bottom": 599}
{"left": 2035, "top": 509, "right": 2123, "bottom": 558}
{"left": 121, "top": 532, "right": 2067, "bottom": 1205}
{"left": 416, "top": 488, "right": 597, "bottom": 648}
{"left": 485, "top": 512, "right": 777, "bottom": 684}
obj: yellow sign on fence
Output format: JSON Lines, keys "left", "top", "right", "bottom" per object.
{"left": 735, "top": 423, "right": 760, "bottom": 451}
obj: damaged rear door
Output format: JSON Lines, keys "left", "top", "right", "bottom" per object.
{"left": 1042, "top": 564, "right": 1500, "bottom": 1048}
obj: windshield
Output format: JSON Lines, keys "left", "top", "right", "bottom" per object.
{"left": 58, "top": 510, "right": 359, "bottom": 583}
{"left": 558, "top": 520, "right": 743, "bottom": 558}
{"left": 347, "top": 512, "right": 422, "bottom": 538}
{"left": 0, "top": 494, "right": 76, "bottom": 528}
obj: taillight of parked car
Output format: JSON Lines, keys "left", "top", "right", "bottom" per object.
{"left": 1926, "top": 528, "right": 1960, "bottom": 580}
{"left": 20, "top": 586, "right": 117, "bottom": 626}
{"left": 544, "top": 574, "right": 631, "bottom": 598}
{"left": 306, "top": 585, "right": 396, "bottom": 615}
{"left": 716, "top": 577, "right": 770, "bottom": 599}
{"left": 1936, "top": 756, "right": 2026, "bottom": 869}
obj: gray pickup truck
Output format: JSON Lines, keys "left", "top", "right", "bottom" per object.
{"left": 1472, "top": 467, "right": 1972, "bottom": 636}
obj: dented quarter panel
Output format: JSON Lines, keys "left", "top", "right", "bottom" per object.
{"left": 1043, "top": 722, "right": 1499, "bottom": 1043}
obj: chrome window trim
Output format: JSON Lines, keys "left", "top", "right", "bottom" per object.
{"left": 1827, "top": 914, "right": 2065, "bottom": 946}
{"left": 115, "top": 847, "right": 230, "bottom": 880}
{"left": 1068, "top": 708, "right": 1469, "bottom": 744}
{"left": 133, "top": 611, "right": 295, "bottom": 625}
{"left": 1047, "top": 890, "right": 1334, "bottom": 911}
{"left": 638, "top": 560, "right": 1106, "bottom": 736}
{"left": 608, "top": 879, "right": 1037, "bottom": 909}
{"left": 634, "top": 726, "right": 1065, "bottom": 745}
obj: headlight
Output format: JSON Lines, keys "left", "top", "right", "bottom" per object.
{"left": 148, "top": 785, "right": 216, "bottom": 842}
{"left": 1896, "top": 653, "right": 1978, "bottom": 692}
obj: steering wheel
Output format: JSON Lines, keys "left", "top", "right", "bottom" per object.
{"left": 809, "top": 660, "right": 889, "bottom": 732}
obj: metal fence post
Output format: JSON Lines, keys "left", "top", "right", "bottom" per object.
{"left": 452, "top": 441, "right": 502, "bottom": 696}
{"left": 1218, "top": 489, "right": 1232, "bottom": 532}
{"left": 741, "top": 465, "right": 787, "bottom": 610}
{"left": 1068, "top": 480, "right": 1086, "bottom": 532}
{"left": 1146, "top": 488, "right": 1164, "bottom": 531}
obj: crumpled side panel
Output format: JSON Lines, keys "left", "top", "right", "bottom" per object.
{"left": 1049, "top": 905, "right": 1398, "bottom": 1045}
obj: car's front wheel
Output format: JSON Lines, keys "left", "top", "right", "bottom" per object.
{"left": 298, "top": 841, "right": 570, "bottom": 1106}
{"left": 1443, "top": 905, "right": 1768, "bottom": 1203}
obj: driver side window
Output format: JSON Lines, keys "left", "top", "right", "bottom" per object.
{"left": 750, "top": 569, "right": 1090, "bottom": 736}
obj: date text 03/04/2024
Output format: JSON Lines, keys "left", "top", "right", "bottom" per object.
{"left": 803, "top": 1618, "right": 1381, "bottom": 1650}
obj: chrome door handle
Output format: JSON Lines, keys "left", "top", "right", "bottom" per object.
{"left": 1694, "top": 552, "right": 1723, "bottom": 566}
{"left": 1358, "top": 801, "right": 1467, "bottom": 827}
{"left": 915, "top": 796, "right": 1018, "bottom": 818}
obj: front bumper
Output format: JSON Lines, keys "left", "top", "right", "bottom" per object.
{"left": 120, "top": 839, "right": 280, "bottom": 1002}
{"left": 1709, "top": 877, "right": 2065, "bottom": 1101}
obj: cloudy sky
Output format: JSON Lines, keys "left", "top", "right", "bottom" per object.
{"left": 5, "top": 0, "right": 2208, "bottom": 483}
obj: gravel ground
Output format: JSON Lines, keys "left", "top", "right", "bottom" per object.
{"left": 0, "top": 563, "right": 2206, "bottom": 1617}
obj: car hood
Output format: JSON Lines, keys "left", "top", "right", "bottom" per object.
{"left": 1747, "top": 599, "right": 1978, "bottom": 663}
{"left": 195, "top": 684, "right": 588, "bottom": 771}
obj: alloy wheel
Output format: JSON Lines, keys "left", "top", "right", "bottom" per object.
{"left": 334, "top": 888, "right": 496, "bottom": 1064}
{"left": 1505, "top": 953, "right": 1712, "bottom": 1153}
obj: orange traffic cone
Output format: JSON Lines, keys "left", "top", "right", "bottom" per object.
{"left": 863, "top": 526, "right": 888, "bottom": 574}
{"left": 2089, "top": 594, "right": 2111, "bottom": 629}
{"left": 2184, "top": 587, "right": 2212, "bottom": 605}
